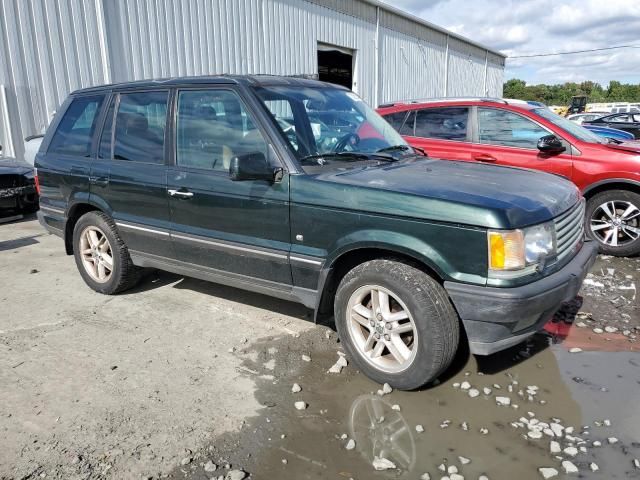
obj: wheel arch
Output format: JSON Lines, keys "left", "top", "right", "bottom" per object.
{"left": 64, "top": 201, "right": 106, "bottom": 255}
{"left": 583, "top": 179, "right": 640, "bottom": 199}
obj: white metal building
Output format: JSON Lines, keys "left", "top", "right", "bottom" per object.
{"left": 0, "top": 0, "right": 505, "bottom": 159}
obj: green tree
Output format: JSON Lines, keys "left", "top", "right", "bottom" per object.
{"left": 503, "top": 78, "right": 640, "bottom": 105}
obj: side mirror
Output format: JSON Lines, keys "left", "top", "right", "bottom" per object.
{"left": 229, "top": 151, "right": 283, "bottom": 183}
{"left": 537, "top": 134, "right": 566, "bottom": 154}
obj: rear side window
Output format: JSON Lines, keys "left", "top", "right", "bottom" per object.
{"left": 48, "top": 95, "right": 105, "bottom": 156}
{"left": 414, "top": 107, "right": 468, "bottom": 141}
{"left": 383, "top": 111, "right": 408, "bottom": 132}
{"left": 478, "top": 108, "right": 549, "bottom": 149}
{"left": 113, "top": 91, "right": 168, "bottom": 164}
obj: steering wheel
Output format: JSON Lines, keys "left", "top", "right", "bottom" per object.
{"left": 333, "top": 133, "right": 360, "bottom": 152}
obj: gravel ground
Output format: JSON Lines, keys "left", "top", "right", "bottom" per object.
{"left": 0, "top": 216, "right": 638, "bottom": 480}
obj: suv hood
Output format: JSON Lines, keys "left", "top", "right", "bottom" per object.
{"left": 311, "top": 158, "right": 580, "bottom": 229}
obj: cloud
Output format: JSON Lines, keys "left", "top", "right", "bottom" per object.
{"left": 384, "top": 0, "right": 640, "bottom": 86}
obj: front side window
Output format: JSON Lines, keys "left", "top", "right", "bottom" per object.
{"left": 176, "top": 89, "right": 268, "bottom": 171}
{"left": 48, "top": 95, "right": 105, "bottom": 156}
{"left": 609, "top": 114, "right": 630, "bottom": 123}
{"left": 478, "top": 108, "right": 549, "bottom": 149}
{"left": 113, "top": 91, "right": 168, "bottom": 164}
{"left": 414, "top": 107, "right": 469, "bottom": 141}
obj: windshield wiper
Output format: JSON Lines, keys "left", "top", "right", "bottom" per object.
{"left": 299, "top": 151, "right": 397, "bottom": 164}
{"left": 606, "top": 137, "right": 623, "bottom": 145}
{"left": 377, "top": 144, "right": 428, "bottom": 156}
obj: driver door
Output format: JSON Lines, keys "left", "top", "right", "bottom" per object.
{"left": 472, "top": 107, "right": 573, "bottom": 179}
{"left": 167, "top": 88, "right": 292, "bottom": 285}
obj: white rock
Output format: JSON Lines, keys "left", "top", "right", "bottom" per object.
{"left": 438, "top": 463, "right": 446, "bottom": 471}
{"left": 372, "top": 456, "right": 396, "bottom": 471}
{"left": 562, "top": 460, "right": 578, "bottom": 474}
{"left": 633, "top": 459, "right": 640, "bottom": 469}
{"left": 479, "top": 428, "right": 489, "bottom": 435}
{"left": 496, "top": 396, "right": 511, "bottom": 406}
{"left": 563, "top": 446, "right": 578, "bottom": 457}
{"left": 483, "top": 387, "right": 492, "bottom": 395}
{"left": 204, "top": 461, "right": 217, "bottom": 472}
{"left": 538, "top": 467, "right": 558, "bottom": 479}
{"left": 391, "top": 404, "right": 401, "bottom": 411}
{"left": 550, "top": 423, "right": 564, "bottom": 437}
{"left": 345, "top": 439, "right": 356, "bottom": 450}
{"left": 608, "top": 437, "right": 619, "bottom": 444}
{"left": 301, "top": 354, "right": 311, "bottom": 362}
{"left": 528, "top": 431, "right": 543, "bottom": 439}
{"left": 281, "top": 459, "right": 288, "bottom": 464}
{"left": 328, "top": 355, "right": 348, "bottom": 373}
{"left": 420, "top": 474, "right": 431, "bottom": 480}
{"left": 225, "top": 470, "right": 246, "bottom": 480}
{"left": 447, "top": 465, "right": 458, "bottom": 474}
{"left": 569, "top": 348, "right": 582, "bottom": 353}
{"left": 479, "top": 476, "right": 489, "bottom": 480}
{"left": 603, "top": 419, "right": 611, "bottom": 426}
{"left": 291, "top": 383, "right": 302, "bottom": 393}
{"left": 461, "top": 421, "right": 469, "bottom": 431}
{"left": 550, "top": 441, "right": 561, "bottom": 454}
{"left": 604, "top": 326, "right": 618, "bottom": 333}
{"left": 453, "top": 382, "right": 461, "bottom": 388}
{"left": 450, "top": 474, "right": 464, "bottom": 480}
{"left": 593, "top": 328, "right": 604, "bottom": 334}
{"left": 592, "top": 440, "right": 601, "bottom": 447}
{"left": 460, "top": 381, "right": 471, "bottom": 390}
{"left": 590, "top": 463, "right": 599, "bottom": 472}
{"left": 468, "top": 388, "right": 480, "bottom": 398}
{"left": 459, "top": 456, "right": 470, "bottom": 465}
{"left": 294, "top": 401, "right": 307, "bottom": 410}
{"left": 415, "top": 424, "right": 425, "bottom": 433}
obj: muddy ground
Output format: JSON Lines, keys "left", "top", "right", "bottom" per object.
{"left": 0, "top": 216, "right": 638, "bottom": 480}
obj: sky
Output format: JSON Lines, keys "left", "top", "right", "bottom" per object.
{"left": 386, "top": 0, "right": 640, "bottom": 87}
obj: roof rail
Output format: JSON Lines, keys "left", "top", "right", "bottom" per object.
{"left": 379, "top": 97, "right": 508, "bottom": 108}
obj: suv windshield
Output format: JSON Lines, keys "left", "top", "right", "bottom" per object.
{"left": 253, "top": 85, "right": 412, "bottom": 171}
{"left": 533, "top": 108, "right": 605, "bottom": 144}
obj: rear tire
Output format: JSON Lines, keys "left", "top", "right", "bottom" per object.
{"left": 586, "top": 190, "right": 640, "bottom": 257}
{"left": 334, "top": 259, "right": 459, "bottom": 390}
{"left": 72, "top": 211, "right": 141, "bottom": 294}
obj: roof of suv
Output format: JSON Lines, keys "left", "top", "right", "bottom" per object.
{"left": 71, "top": 74, "right": 344, "bottom": 95}
{"left": 378, "top": 97, "right": 540, "bottom": 111}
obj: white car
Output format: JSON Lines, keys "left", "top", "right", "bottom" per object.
{"left": 567, "top": 113, "right": 605, "bottom": 124}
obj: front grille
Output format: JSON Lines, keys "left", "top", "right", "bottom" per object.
{"left": 554, "top": 199, "right": 585, "bottom": 262}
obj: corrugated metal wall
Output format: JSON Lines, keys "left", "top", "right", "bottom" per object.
{"left": 0, "top": 0, "right": 504, "bottom": 160}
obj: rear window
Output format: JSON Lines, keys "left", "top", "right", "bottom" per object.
{"left": 383, "top": 111, "right": 409, "bottom": 132}
{"left": 414, "top": 107, "right": 469, "bottom": 141}
{"left": 48, "top": 95, "right": 105, "bottom": 156}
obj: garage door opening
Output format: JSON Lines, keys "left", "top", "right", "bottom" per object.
{"left": 317, "top": 43, "right": 354, "bottom": 90}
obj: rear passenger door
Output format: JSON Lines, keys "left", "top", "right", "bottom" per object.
{"left": 92, "top": 90, "right": 173, "bottom": 258}
{"left": 402, "top": 107, "right": 475, "bottom": 162}
{"left": 473, "top": 107, "right": 573, "bottom": 178}
{"left": 167, "top": 88, "right": 291, "bottom": 285}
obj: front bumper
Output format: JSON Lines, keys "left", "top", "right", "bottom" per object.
{"left": 444, "top": 240, "right": 598, "bottom": 355}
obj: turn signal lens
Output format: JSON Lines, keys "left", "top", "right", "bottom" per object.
{"left": 488, "top": 230, "right": 525, "bottom": 271}
{"left": 34, "top": 168, "right": 41, "bottom": 195}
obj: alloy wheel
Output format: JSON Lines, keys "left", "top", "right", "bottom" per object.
{"left": 590, "top": 200, "right": 640, "bottom": 247}
{"left": 79, "top": 226, "right": 114, "bottom": 283}
{"left": 346, "top": 285, "right": 418, "bottom": 373}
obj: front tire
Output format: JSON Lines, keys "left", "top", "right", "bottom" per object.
{"left": 72, "top": 211, "right": 140, "bottom": 294}
{"left": 334, "top": 259, "right": 459, "bottom": 390}
{"left": 586, "top": 190, "right": 640, "bottom": 257}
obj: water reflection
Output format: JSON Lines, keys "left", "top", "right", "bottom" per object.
{"left": 348, "top": 394, "right": 415, "bottom": 472}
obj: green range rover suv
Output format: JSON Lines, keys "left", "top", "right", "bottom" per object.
{"left": 35, "top": 76, "right": 597, "bottom": 389}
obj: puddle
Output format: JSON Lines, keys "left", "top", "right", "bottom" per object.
{"left": 169, "top": 331, "right": 640, "bottom": 480}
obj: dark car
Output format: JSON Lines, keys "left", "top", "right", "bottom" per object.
{"left": 0, "top": 156, "right": 38, "bottom": 214}
{"left": 583, "top": 113, "right": 640, "bottom": 139}
{"left": 35, "top": 76, "right": 596, "bottom": 389}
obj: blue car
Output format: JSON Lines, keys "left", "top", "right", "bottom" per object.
{"left": 582, "top": 125, "right": 635, "bottom": 141}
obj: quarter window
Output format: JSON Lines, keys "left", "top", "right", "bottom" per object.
{"left": 478, "top": 108, "right": 549, "bottom": 149}
{"left": 414, "top": 107, "right": 469, "bottom": 141}
{"left": 176, "top": 90, "right": 268, "bottom": 171}
{"left": 113, "top": 91, "right": 168, "bottom": 164}
{"left": 48, "top": 95, "right": 105, "bottom": 156}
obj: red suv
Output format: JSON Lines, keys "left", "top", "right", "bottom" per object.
{"left": 378, "top": 98, "right": 640, "bottom": 256}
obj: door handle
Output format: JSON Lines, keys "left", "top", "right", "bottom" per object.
{"left": 88, "top": 176, "right": 109, "bottom": 187}
{"left": 473, "top": 154, "right": 497, "bottom": 163}
{"left": 168, "top": 189, "right": 194, "bottom": 199}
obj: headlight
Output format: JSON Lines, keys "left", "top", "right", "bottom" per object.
{"left": 488, "top": 222, "right": 556, "bottom": 276}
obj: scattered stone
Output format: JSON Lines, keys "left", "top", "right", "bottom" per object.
{"left": 281, "top": 459, "right": 288, "bottom": 465}
{"left": 450, "top": 473, "right": 464, "bottom": 480}
{"left": 562, "top": 461, "right": 578, "bottom": 474}
{"left": 459, "top": 456, "right": 470, "bottom": 465}
{"left": 633, "top": 459, "right": 640, "bottom": 469}
{"left": 71, "top": 456, "right": 81, "bottom": 465}
{"left": 604, "top": 326, "right": 618, "bottom": 333}
{"left": 590, "top": 463, "right": 599, "bottom": 472}
{"left": 496, "top": 396, "right": 511, "bottom": 406}
{"left": 204, "top": 461, "right": 217, "bottom": 472}
{"left": 301, "top": 354, "right": 311, "bottom": 362}
{"left": 420, "top": 474, "right": 431, "bottom": 480}
{"left": 468, "top": 388, "right": 480, "bottom": 398}
{"left": 328, "top": 355, "right": 348, "bottom": 373}
{"left": 294, "top": 401, "right": 307, "bottom": 410}
{"left": 483, "top": 387, "right": 492, "bottom": 395}
{"left": 563, "top": 446, "right": 578, "bottom": 457}
{"left": 593, "top": 328, "right": 604, "bottom": 334}
{"left": 225, "top": 470, "right": 246, "bottom": 480}
{"left": 607, "top": 437, "right": 619, "bottom": 444}
{"left": 415, "top": 424, "right": 425, "bottom": 433}
{"left": 460, "top": 381, "right": 471, "bottom": 390}
{"left": 377, "top": 383, "right": 393, "bottom": 396}
{"left": 345, "top": 439, "right": 356, "bottom": 450}
{"left": 372, "top": 456, "right": 396, "bottom": 471}
{"left": 538, "top": 467, "right": 558, "bottom": 479}
{"left": 550, "top": 423, "right": 564, "bottom": 437}
{"left": 528, "top": 431, "right": 543, "bottom": 439}
{"left": 592, "top": 441, "right": 602, "bottom": 447}
{"left": 29, "top": 269, "right": 38, "bottom": 274}
{"left": 603, "top": 419, "right": 611, "bottom": 426}
{"left": 391, "top": 404, "right": 401, "bottom": 411}
{"left": 479, "top": 428, "right": 489, "bottom": 435}
{"left": 291, "top": 383, "right": 302, "bottom": 393}
{"left": 479, "top": 476, "right": 489, "bottom": 480}
{"left": 180, "top": 457, "right": 192, "bottom": 466}
{"left": 550, "top": 441, "right": 561, "bottom": 453}
{"left": 569, "top": 348, "right": 582, "bottom": 353}
{"left": 461, "top": 421, "right": 469, "bottom": 431}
